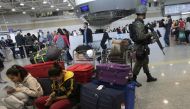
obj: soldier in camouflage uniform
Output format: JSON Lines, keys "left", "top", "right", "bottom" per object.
{"left": 129, "top": 5, "right": 157, "bottom": 87}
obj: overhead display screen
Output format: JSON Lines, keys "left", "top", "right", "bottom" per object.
{"left": 75, "top": 0, "right": 95, "bottom": 5}
{"left": 80, "top": 5, "right": 90, "bottom": 12}
{"left": 165, "top": 3, "right": 190, "bottom": 15}
{"left": 140, "top": 0, "right": 148, "bottom": 5}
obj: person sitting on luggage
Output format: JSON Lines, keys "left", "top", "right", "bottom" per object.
{"left": 35, "top": 62, "right": 75, "bottom": 109}
{"left": 1, "top": 65, "right": 43, "bottom": 109}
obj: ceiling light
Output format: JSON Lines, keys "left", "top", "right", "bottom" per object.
{"left": 63, "top": 0, "right": 67, "bottom": 2}
{"left": 161, "top": 73, "right": 165, "bottom": 77}
{"left": 43, "top": 1, "right": 47, "bottom": 4}
{"left": 182, "top": 12, "right": 190, "bottom": 15}
{"left": 20, "top": 2, "right": 24, "bottom": 6}
{"left": 22, "top": 11, "right": 26, "bottom": 14}
{"left": 68, "top": 3, "right": 71, "bottom": 6}
{"left": 50, "top": 5, "right": 54, "bottom": 8}
{"left": 0, "top": 6, "right": 2, "bottom": 8}
{"left": 12, "top": 8, "right": 16, "bottom": 12}
{"left": 175, "top": 82, "right": 179, "bottom": 85}
{"left": 71, "top": 7, "right": 74, "bottom": 9}
{"left": 56, "top": 8, "right": 59, "bottom": 11}
{"left": 169, "top": 64, "right": 173, "bottom": 66}
{"left": 163, "top": 99, "right": 169, "bottom": 104}
{"left": 188, "top": 61, "right": 190, "bottom": 64}
{"left": 31, "top": 7, "right": 35, "bottom": 10}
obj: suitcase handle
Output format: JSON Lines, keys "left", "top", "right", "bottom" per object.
{"left": 94, "top": 93, "right": 100, "bottom": 109}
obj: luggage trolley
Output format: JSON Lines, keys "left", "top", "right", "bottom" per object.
{"left": 72, "top": 49, "right": 96, "bottom": 66}
{"left": 107, "top": 39, "right": 131, "bottom": 64}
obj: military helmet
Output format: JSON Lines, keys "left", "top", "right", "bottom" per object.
{"left": 136, "top": 5, "right": 147, "bottom": 14}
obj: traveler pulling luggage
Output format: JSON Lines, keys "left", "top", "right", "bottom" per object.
{"left": 54, "top": 30, "right": 71, "bottom": 64}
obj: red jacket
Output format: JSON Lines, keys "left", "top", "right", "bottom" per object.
{"left": 179, "top": 20, "right": 185, "bottom": 29}
{"left": 54, "top": 35, "right": 70, "bottom": 47}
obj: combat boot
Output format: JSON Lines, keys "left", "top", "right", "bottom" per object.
{"left": 146, "top": 73, "right": 157, "bottom": 82}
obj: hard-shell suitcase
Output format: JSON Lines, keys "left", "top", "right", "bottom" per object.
{"left": 67, "top": 63, "right": 94, "bottom": 83}
{"left": 24, "top": 61, "right": 64, "bottom": 78}
{"left": 125, "top": 81, "right": 136, "bottom": 109}
{"left": 81, "top": 83, "right": 124, "bottom": 109}
{"left": 96, "top": 63, "right": 132, "bottom": 86}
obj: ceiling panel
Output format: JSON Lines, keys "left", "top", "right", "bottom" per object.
{"left": 0, "top": 0, "right": 76, "bottom": 14}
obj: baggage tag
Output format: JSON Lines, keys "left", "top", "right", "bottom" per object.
{"left": 97, "top": 85, "right": 104, "bottom": 91}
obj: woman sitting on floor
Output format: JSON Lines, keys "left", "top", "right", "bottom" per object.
{"left": 1, "top": 65, "right": 43, "bottom": 109}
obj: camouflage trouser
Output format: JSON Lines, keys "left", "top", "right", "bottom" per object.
{"left": 133, "top": 55, "right": 149, "bottom": 76}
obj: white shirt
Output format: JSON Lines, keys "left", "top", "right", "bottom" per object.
{"left": 185, "top": 22, "right": 190, "bottom": 30}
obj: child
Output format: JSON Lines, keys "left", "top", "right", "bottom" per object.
{"left": 1, "top": 65, "right": 43, "bottom": 109}
{"left": 35, "top": 62, "right": 75, "bottom": 109}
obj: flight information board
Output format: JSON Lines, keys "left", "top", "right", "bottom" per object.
{"left": 165, "top": 3, "right": 190, "bottom": 15}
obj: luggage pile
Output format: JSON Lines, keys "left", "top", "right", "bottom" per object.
{"left": 79, "top": 63, "right": 136, "bottom": 109}
{"left": 23, "top": 44, "right": 136, "bottom": 109}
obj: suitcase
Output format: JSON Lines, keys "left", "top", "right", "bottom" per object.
{"left": 125, "top": 81, "right": 136, "bottom": 109}
{"left": 24, "top": 61, "right": 64, "bottom": 78}
{"left": 96, "top": 63, "right": 132, "bottom": 86}
{"left": 67, "top": 64, "right": 94, "bottom": 83}
{"left": 179, "top": 31, "right": 186, "bottom": 42}
{"left": 92, "top": 80, "right": 136, "bottom": 109}
{"left": 81, "top": 83, "right": 124, "bottom": 109}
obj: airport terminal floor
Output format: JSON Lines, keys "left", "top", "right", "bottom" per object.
{"left": 0, "top": 44, "right": 190, "bottom": 109}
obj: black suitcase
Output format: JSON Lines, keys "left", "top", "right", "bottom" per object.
{"left": 81, "top": 83, "right": 124, "bottom": 109}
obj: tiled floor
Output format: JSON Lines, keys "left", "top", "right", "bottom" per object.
{"left": 1, "top": 44, "right": 190, "bottom": 109}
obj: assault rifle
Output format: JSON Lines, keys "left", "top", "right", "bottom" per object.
{"left": 146, "top": 23, "right": 165, "bottom": 55}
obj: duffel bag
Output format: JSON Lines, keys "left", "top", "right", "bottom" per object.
{"left": 30, "top": 49, "right": 48, "bottom": 64}
{"left": 67, "top": 63, "right": 94, "bottom": 83}
{"left": 24, "top": 61, "right": 64, "bottom": 78}
{"left": 46, "top": 46, "right": 62, "bottom": 61}
{"left": 96, "top": 63, "right": 132, "bottom": 86}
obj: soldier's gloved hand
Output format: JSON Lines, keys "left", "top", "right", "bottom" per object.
{"left": 151, "top": 38, "right": 157, "bottom": 44}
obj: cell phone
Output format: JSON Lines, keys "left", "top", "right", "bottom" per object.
{"left": 3, "top": 85, "right": 15, "bottom": 91}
